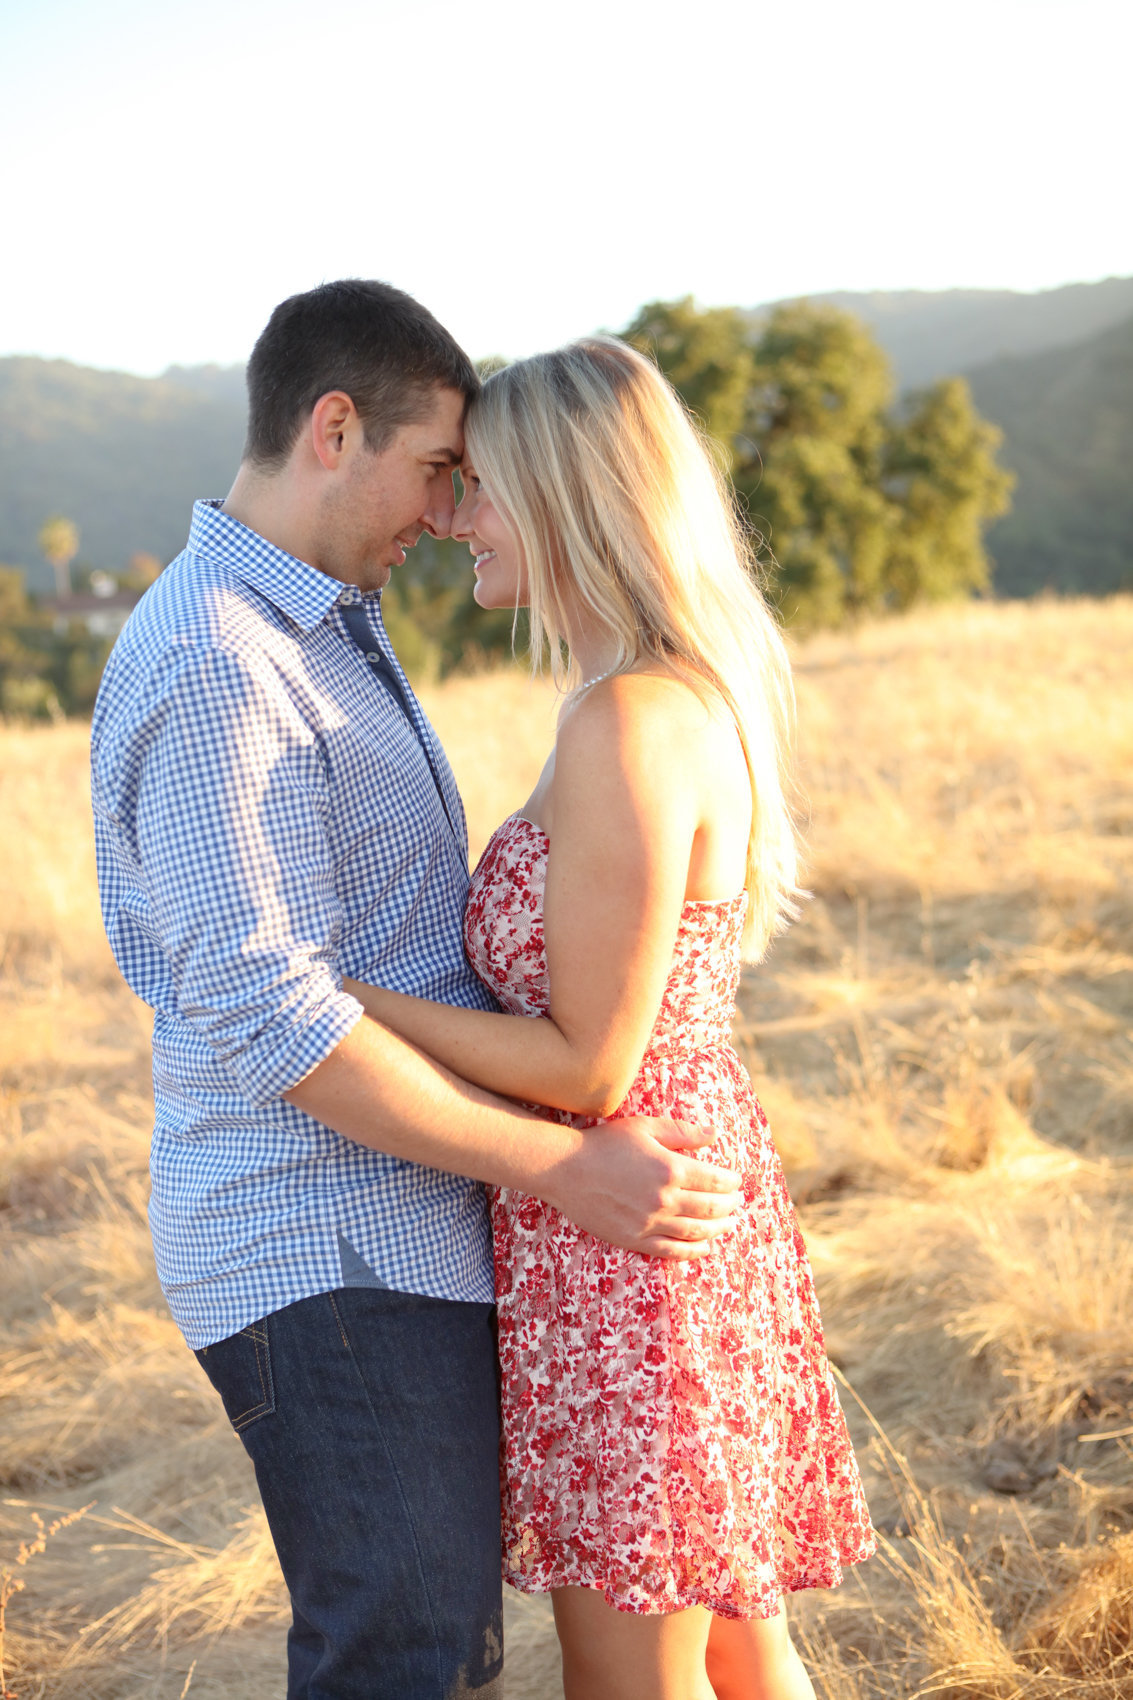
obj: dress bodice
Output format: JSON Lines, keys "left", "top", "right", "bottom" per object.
{"left": 463, "top": 813, "right": 747, "bottom": 1061}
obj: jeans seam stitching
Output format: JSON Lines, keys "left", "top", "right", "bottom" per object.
{"left": 230, "top": 1322, "right": 273, "bottom": 1431}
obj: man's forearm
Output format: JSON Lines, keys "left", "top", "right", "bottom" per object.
{"left": 283, "top": 1016, "right": 742, "bottom": 1259}
{"left": 283, "top": 1013, "right": 580, "bottom": 1197}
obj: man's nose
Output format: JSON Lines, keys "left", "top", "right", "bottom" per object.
{"left": 422, "top": 476, "right": 458, "bottom": 541}
{"left": 450, "top": 489, "right": 474, "bottom": 542}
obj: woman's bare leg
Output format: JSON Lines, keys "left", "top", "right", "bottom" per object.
{"left": 552, "top": 1586, "right": 717, "bottom": 1700}
{"left": 705, "top": 1600, "right": 816, "bottom": 1700}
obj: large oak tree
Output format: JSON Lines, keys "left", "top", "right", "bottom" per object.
{"left": 624, "top": 298, "right": 1013, "bottom": 626}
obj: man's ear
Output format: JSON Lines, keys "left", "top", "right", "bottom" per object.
{"left": 309, "top": 391, "right": 361, "bottom": 471}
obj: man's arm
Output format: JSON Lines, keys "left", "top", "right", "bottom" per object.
{"left": 111, "top": 641, "right": 740, "bottom": 1254}
{"left": 284, "top": 1016, "right": 742, "bottom": 1259}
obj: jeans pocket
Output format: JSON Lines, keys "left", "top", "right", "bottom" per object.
{"left": 195, "top": 1319, "right": 275, "bottom": 1433}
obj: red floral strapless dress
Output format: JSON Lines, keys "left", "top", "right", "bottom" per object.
{"left": 464, "top": 815, "right": 875, "bottom": 1617}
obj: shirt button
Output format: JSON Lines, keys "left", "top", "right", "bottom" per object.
{"left": 366, "top": 651, "right": 381, "bottom": 662}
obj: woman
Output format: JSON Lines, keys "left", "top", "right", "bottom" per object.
{"left": 347, "top": 337, "right": 874, "bottom": 1699}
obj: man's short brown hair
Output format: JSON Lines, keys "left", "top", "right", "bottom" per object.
{"left": 243, "top": 279, "right": 479, "bottom": 468}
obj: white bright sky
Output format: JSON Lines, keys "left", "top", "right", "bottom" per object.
{"left": 2, "top": 0, "right": 1129, "bottom": 376}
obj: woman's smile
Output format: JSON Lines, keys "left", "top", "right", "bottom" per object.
{"left": 452, "top": 467, "right": 528, "bottom": 608}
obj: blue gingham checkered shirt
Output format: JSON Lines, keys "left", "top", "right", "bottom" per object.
{"left": 91, "top": 500, "right": 496, "bottom": 1348}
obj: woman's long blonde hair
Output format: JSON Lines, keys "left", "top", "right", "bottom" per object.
{"left": 465, "top": 335, "right": 801, "bottom": 958}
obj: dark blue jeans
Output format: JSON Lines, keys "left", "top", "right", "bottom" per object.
{"left": 195, "top": 1287, "right": 503, "bottom": 1699}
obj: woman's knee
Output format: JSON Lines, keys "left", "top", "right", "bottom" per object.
{"left": 706, "top": 1603, "right": 814, "bottom": 1700}
{"left": 553, "top": 1587, "right": 715, "bottom": 1700}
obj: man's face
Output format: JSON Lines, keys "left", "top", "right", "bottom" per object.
{"left": 325, "top": 385, "right": 466, "bottom": 591}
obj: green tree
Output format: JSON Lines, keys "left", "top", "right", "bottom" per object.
{"left": 883, "top": 378, "right": 1014, "bottom": 607}
{"left": 624, "top": 298, "right": 754, "bottom": 461}
{"left": 0, "top": 566, "right": 62, "bottom": 720}
{"left": 40, "top": 620, "right": 115, "bottom": 716}
{"left": 625, "top": 298, "right": 1014, "bottom": 627}
{"left": 737, "top": 304, "right": 895, "bottom": 623}
{"left": 38, "top": 516, "right": 80, "bottom": 599}
{"left": 0, "top": 563, "right": 116, "bottom": 719}
{"left": 0, "top": 565, "right": 29, "bottom": 625}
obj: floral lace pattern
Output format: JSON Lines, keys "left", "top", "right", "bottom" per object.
{"left": 465, "top": 814, "right": 875, "bottom": 1617}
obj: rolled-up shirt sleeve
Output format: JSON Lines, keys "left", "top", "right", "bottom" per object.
{"left": 130, "top": 641, "right": 364, "bottom": 1105}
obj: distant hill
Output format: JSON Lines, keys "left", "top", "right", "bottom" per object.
{"left": 159, "top": 363, "right": 247, "bottom": 404}
{"left": 967, "top": 312, "right": 1133, "bottom": 596}
{"left": 1, "top": 278, "right": 1130, "bottom": 600}
{"left": 0, "top": 358, "right": 246, "bottom": 589}
{"left": 753, "top": 276, "right": 1133, "bottom": 390}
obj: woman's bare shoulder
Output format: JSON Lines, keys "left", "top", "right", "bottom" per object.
{"left": 551, "top": 670, "right": 749, "bottom": 898}
{"left": 557, "top": 669, "right": 732, "bottom": 766}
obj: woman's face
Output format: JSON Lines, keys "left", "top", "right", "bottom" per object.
{"left": 452, "top": 460, "right": 529, "bottom": 610}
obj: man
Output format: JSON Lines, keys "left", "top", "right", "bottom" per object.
{"left": 91, "top": 280, "right": 740, "bottom": 1699}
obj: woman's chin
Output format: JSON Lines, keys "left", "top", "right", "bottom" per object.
{"left": 473, "top": 583, "right": 520, "bottom": 613}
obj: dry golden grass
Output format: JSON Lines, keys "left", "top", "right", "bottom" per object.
{"left": 0, "top": 595, "right": 1130, "bottom": 1697}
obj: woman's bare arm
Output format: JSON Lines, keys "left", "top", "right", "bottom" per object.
{"left": 284, "top": 1012, "right": 742, "bottom": 1258}
{"left": 345, "top": 676, "right": 708, "bottom": 1118}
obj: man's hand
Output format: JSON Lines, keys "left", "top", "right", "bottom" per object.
{"left": 544, "top": 1116, "right": 742, "bottom": 1258}
{"left": 284, "top": 1021, "right": 742, "bottom": 1258}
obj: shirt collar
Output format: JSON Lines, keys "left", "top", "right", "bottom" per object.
{"left": 187, "top": 499, "right": 376, "bottom": 632}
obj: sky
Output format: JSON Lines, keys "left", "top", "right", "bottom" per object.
{"left": 1, "top": 0, "right": 1129, "bottom": 376}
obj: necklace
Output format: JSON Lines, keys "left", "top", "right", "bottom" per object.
{"left": 577, "top": 666, "right": 616, "bottom": 691}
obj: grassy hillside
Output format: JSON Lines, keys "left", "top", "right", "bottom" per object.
{"left": 971, "top": 314, "right": 1133, "bottom": 595}
{"left": 1, "top": 598, "right": 1130, "bottom": 1698}
{"left": 0, "top": 359, "right": 245, "bottom": 585}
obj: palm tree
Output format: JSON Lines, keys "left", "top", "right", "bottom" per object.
{"left": 38, "top": 516, "right": 80, "bottom": 599}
